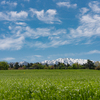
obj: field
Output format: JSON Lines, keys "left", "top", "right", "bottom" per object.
{"left": 0, "top": 70, "right": 100, "bottom": 100}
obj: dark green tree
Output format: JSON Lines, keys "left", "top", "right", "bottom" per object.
{"left": 9, "top": 63, "right": 13, "bottom": 68}
{"left": 45, "top": 63, "right": 49, "bottom": 67}
{"left": 26, "top": 63, "right": 30, "bottom": 69}
{"left": 54, "top": 64, "right": 57, "bottom": 69}
{"left": 66, "top": 63, "right": 70, "bottom": 69}
{"left": 14, "top": 62, "right": 19, "bottom": 69}
{"left": 84, "top": 59, "right": 95, "bottom": 69}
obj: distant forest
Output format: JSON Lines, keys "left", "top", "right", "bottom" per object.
{"left": 0, "top": 59, "right": 100, "bottom": 70}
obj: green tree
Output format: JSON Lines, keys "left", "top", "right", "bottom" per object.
{"left": 45, "top": 63, "right": 49, "bottom": 67}
{"left": 0, "top": 61, "right": 9, "bottom": 70}
{"left": 86, "top": 59, "right": 95, "bottom": 69}
{"left": 26, "top": 63, "right": 30, "bottom": 69}
{"left": 57, "top": 63, "right": 65, "bottom": 69}
{"left": 94, "top": 61, "right": 100, "bottom": 67}
{"left": 14, "top": 62, "right": 19, "bottom": 69}
{"left": 54, "top": 64, "right": 57, "bottom": 69}
{"left": 38, "top": 63, "right": 44, "bottom": 69}
{"left": 66, "top": 63, "right": 70, "bottom": 69}
{"left": 31, "top": 63, "right": 43, "bottom": 69}
{"left": 78, "top": 64, "right": 83, "bottom": 69}
{"left": 9, "top": 63, "right": 13, "bottom": 68}
{"left": 72, "top": 63, "right": 78, "bottom": 69}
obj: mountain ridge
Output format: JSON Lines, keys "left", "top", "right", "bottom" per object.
{"left": 9, "top": 58, "right": 96, "bottom": 66}
{"left": 40, "top": 58, "right": 88, "bottom": 65}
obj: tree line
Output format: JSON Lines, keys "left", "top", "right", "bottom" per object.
{"left": 0, "top": 59, "right": 100, "bottom": 70}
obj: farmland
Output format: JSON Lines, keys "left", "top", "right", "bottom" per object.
{"left": 0, "top": 69, "right": 100, "bottom": 100}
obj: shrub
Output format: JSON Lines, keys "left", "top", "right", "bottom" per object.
{"left": 68, "top": 66, "right": 72, "bottom": 69}
{"left": 18, "top": 67, "right": 24, "bottom": 70}
{"left": 50, "top": 65, "right": 54, "bottom": 69}
{"left": 95, "top": 66, "right": 100, "bottom": 70}
{"left": 78, "top": 64, "right": 84, "bottom": 69}
{"left": 22, "top": 66, "right": 26, "bottom": 69}
{"left": 44, "top": 66, "right": 48, "bottom": 69}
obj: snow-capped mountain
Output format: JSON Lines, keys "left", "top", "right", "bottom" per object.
{"left": 9, "top": 61, "right": 28, "bottom": 66}
{"left": 40, "top": 58, "right": 88, "bottom": 65}
{"left": 19, "top": 61, "right": 28, "bottom": 66}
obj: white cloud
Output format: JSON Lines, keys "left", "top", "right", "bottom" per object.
{"left": 87, "top": 50, "right": 100, "bottom": 54}
{"left": 21, "top": 3, "right": 24, "bottom": 7}
{"left": 30, "top": 8, "right": 61, "bottom": 24}
{"left": 89, "top": 1, "right": 100, "bottom": 13}
{"left": 57, "top": 2, "right": 77, "bottom": 8}
{"left": 0, "top": 11, "right": 28, "bottom": 21}
{"left": 1, "top": 1, "right": 6, "bottom": 4}
{"left": 26, "top": 55, "right": 43, "bottom": 62}
{"left": 15, "top": 22, "right": 27, "bottom": 26}
{"left": 6, "top": 23, "right": 68, "bottom": 49}
{"left": 24, "top": 27, "right": 68, "bottom": 48}
{"left": 0, "top": 20, "right": 68, "bottom": 50}
{"left": 47, "top": 50, "right": 100, "bottom": 60}
{"left": 0, "top": 36, "right": 24, "bottom": 50}
{"left": 68, "top": 1, "right": 100, "bottom": 41}
{"left": 80, "top": 8, "right": 89, "bottom": 15}
{"left": 1, "top": 1, "right": 17, "bottom": 7}
{"left": 24, "top": 27, "right": 51, "bottom": 38}
{"left": 34, "top": 55, "right": 42, "bottom": 58}
{"left": 1, "top": 1, "right": 100, "bottom": 50}
{"left": 2, "top": 57, "right": 15, "bottom": 61}
{"left": 31, "top": 38, "right": 69, "bottom": 49}
{"left": 8, "top": 26, "right": 12, "bottom": 30}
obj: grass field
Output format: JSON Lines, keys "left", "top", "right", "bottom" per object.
{"left": 0, "top": 69, "right": 100, "bottom": 100}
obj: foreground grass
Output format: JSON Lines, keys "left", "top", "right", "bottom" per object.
{"left": 0, "top": 69, "right": 100, "bottom": 100}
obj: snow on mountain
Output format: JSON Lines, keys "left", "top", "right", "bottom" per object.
{"left": 9, "top": 61, "right": 28, "bottom": 66}
{"left": 40, "top": 58, "right": 88, "bottom": 65}
{"left": 19, "top": 61, "right": 28, "bottom": 66}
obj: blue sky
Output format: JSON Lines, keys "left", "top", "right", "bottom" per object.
{"left": 0, "top": 0, "right": 100, "bottom": 62}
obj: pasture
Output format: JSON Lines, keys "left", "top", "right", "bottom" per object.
{"left": 0, "top": 69, "right": 100, "bottom": 100}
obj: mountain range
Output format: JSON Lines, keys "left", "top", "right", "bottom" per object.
{"left": 40, "top": 58, "right": 88, "bottom": 65}
{"left": 10, "top": 58, "right": 95, "bottom": 66}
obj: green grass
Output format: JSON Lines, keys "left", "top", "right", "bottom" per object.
{"left": 0, "top": 69, "right": 100, "bottom": 100}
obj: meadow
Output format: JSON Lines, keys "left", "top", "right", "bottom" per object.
{"left": 0, "top": 69, "right": 100, "bottom": 100}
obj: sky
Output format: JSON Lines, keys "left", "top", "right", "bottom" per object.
{"left": 0, "top": 0, "right": 100, "bottom": 63}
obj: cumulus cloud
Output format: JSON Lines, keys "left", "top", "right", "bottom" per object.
{"left": 57, "top": 2, "right": 77, "bottom": 8}
{"left": 30, "top": 8, "right": 61, "bottom": 24}
{"left": 0, "top": 11, "right": 28, "bottom": 21}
